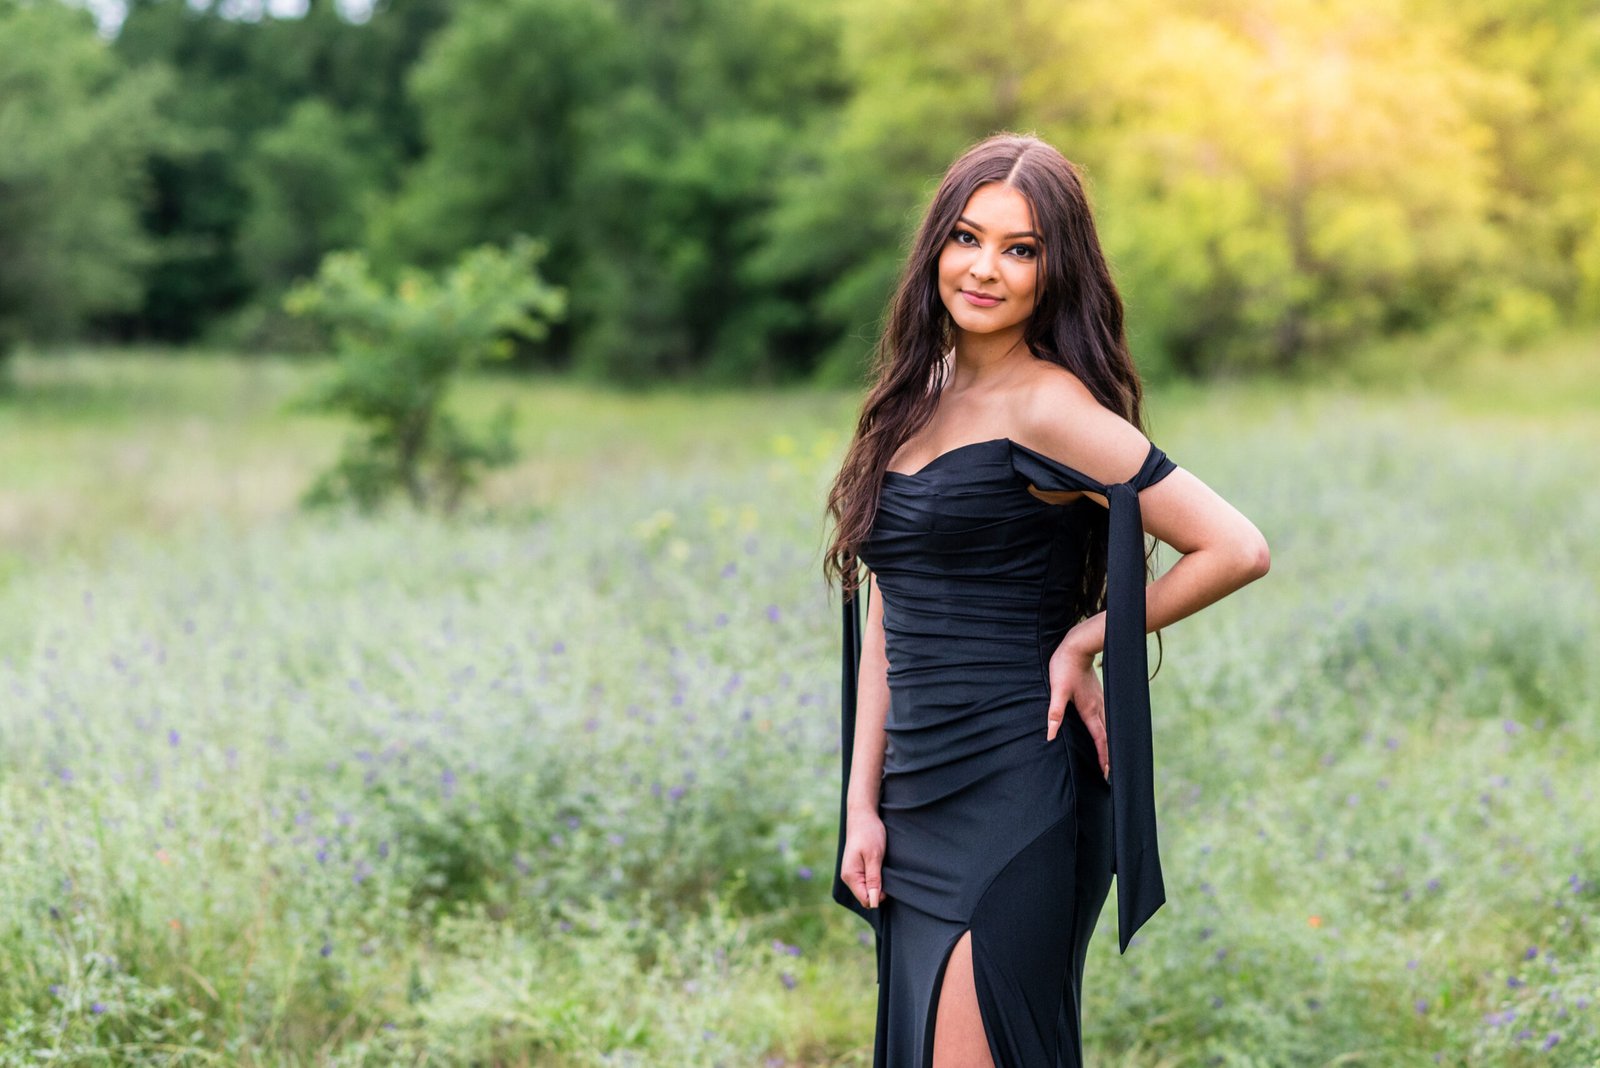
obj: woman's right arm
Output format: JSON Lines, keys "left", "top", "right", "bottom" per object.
{"left": 848, "top": 570, "right": 890, "bottom": 814}
{"left": 841, "top": 570, "right": 890, "bottom": 909}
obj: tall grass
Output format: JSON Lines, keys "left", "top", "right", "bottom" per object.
{"left": 0, "top": 341, "right": 1596, "bottom": 1064}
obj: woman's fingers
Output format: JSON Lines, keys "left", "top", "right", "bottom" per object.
{"left": 858, "top": 848, "right": 882, "bottom": 909}
{"left": 1078, "top": 697, "right": 1109, "bottom": 779}
{"left": 841, "top": 845, "right": 884, "bottom": 909}
{"left": 1045, "top": 687, "right": 1067, "bottom": 742}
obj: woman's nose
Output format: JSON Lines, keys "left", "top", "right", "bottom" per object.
{"left": 969, "top": 248, "right": 999, "bottom": 281}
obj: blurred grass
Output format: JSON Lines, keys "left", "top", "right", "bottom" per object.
{"left": 0, "top": 347, "right": 854, "bottom": 583}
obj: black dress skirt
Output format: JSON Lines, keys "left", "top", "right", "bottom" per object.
{"left": 832, "top": 437, "right": 1177, "bottom": 1067}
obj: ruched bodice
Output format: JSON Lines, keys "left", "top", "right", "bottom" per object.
{"left": 832, "top": 436, "right": 1178, "bottom": 1066}
{"left": 874, "top": 440, "right": 1102, "bottom": 777}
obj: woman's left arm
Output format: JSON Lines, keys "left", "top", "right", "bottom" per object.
{"left": 1021, "top": 371, "right": 1270, "bottom": 656}
{"left": 1020, "top": 372, "right": 1270, "bottom": 763}
{"left": 1067, "top": 465, "right": 1271, "bottom": 661}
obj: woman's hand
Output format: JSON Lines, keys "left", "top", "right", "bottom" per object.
{"left": 1047, "top": 633, "right": 1110, "bottom": 781}
{"left": 841, "top": 808, "right": 887, "bottom": 910}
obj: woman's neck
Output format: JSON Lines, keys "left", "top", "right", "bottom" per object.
{"left": 948, "top": 327, "right": 1032, "bottom": 393}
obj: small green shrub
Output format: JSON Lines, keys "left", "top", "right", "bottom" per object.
{"left": 285, "top": 236, "right": 566, "bottom": 513}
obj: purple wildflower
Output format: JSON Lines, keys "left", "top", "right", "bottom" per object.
{"left": 1542, "top": 1033, "right": 1561, "bottom": 1051}
{"left": 91, "top": 1002, "right": 106, "bottom": 1014}
{"left": 766, "top": 605, "right": 781, "bottom": 622}
{"left": 797, "top": 866, "right": 813, "bottom": 880}
{"left": 780, "top": 972, "right": 797, "bottom": 990}
{"left": 168, "top": 729, "right": 180, "bottom": 747}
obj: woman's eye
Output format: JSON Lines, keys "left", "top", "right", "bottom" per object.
{"left": 1008, "top": 244, "right": 1037, "bottom": 258}
{"left": 953, "top": 230, "right": 977, "bottom": 245}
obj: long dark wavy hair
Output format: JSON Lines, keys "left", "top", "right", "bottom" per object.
{"left": 823, "top": 132, "right": 1160, "bottom": 640}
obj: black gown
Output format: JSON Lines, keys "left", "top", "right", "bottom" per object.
{"left": 832, "top": 436, "right": 1177, "bottom": 1068}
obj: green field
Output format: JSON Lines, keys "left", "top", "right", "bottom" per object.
{"left": 1, "top": 344, "right": 1597, "bottom": 1065}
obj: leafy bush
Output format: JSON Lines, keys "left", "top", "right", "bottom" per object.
{"left": 285, "top": 236, "right": 565, "bottom": 512}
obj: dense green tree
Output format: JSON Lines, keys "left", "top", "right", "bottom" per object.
{"left": 1039, "top": 0, "right": 1521, "bottom": 375}
{"left": 1407, "top": 0, "right": 1600, "bottom": 327}
{"left": 372, "top": 0, "right": 849, "bottom": 381}
{"left": 238, "top": 98, "right": 392, "bottom": 294}
{"left": 366, "top": 0, "right": 624, "bottom": 275}
{"left": 111, "top": 0, "right": 450, "bottom": 342}
{"left": 0, "top": 1, "right": 175, "bottom": 365}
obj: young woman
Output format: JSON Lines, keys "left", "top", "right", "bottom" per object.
{"left": 823, "top": 133, "right": 1271, "bottom": 1068}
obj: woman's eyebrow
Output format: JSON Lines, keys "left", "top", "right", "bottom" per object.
{"left": 956, "top": 216, "right": 1039, "bottom": 239}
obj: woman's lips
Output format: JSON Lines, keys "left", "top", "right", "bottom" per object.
{"left": 960, "top": 290, "right": 1002, "bottom": 307}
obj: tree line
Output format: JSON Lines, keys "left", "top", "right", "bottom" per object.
{"left": 3, "top": 0, "right": 1598, "bottom": 384}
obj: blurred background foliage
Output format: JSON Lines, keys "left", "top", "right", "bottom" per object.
{"left": 2, "top": 0, "right": 1599, "bottom": 384}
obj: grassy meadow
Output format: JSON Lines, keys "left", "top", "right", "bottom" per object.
{"left": 0, "top": 342, "right": 1597, "bottom": 1065}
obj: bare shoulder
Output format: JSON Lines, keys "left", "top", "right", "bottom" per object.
{"left": 1013, "top": 361, "right": 1154, "bottom": 485}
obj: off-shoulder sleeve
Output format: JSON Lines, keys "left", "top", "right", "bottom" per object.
{"left": 1010, "top": 438, "right": 1177, "bottom": 953}
{"left": 833, "top": 576, "right": 884, "bottom": 977}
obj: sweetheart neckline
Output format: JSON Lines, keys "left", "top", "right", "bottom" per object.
{"left": 882, "top": 435, "right": 1159, "bottom": 490}
{"left": 883, "top": 436, "right": 1012, "bottom": 479}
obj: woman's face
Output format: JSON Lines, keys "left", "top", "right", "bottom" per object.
{"left": 937, "top": 182, "right": 1040, "bottom": 340}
